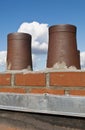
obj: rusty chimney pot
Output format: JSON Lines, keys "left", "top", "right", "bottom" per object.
{"left": 7, "top": 32, "right": 32, "bottom": 70}
{"left": 47, "top": 24, "right": 81, "bottom": 69}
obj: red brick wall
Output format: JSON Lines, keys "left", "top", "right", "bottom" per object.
{"left": 0, "top": 71, "right": 85, "bottom": 96}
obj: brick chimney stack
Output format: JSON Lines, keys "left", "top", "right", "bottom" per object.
{"left": 47, "top": 24, "right": 81, "bottom": 69}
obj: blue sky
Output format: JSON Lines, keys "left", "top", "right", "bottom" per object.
{"left": 0, "top": 0, "right": 85, "bottom": 51}
{"left": 0, "top": 0, "right": 85, "bottom": 70}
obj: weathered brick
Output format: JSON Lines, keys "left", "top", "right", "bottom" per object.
{"left": 15, "top": 73, "right": 46, "bottom": 86}
{"left": 50, "top": 72, "right": 85, "bottom": 87}
{"left": 70, "top": 90, "right": 85, "bottom": 96}
{"left": 0, "top": 88, "right": 26, "bottom": 93}
{"left": 30, "top": 88, "right": 64, "bottom": 95}
{"left": 0, "top": 74, "right": 11, "bottom": 86}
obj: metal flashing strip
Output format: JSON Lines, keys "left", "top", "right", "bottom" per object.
{"left": 0, "top": 93, "right": 85, "bottom": 117}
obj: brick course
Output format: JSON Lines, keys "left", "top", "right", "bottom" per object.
{"left": 50, "top": 72, "right": 85, "bottom": 87}
{"left": 30, "top": 88, "right": 64, "bottom": 95}
{"left": 0, "top": 88, "right": 26, "bottom": 93}
{"left": 15, "top": 73, "right": 46, "bottom": 86}
{"left": 0, "top": 74, "right": 11, "bottom": 86}
{"left": 0, "top": 71, "right": 85, "bottom": 96}
{"left": 70, "top": 90, "right": 85, "bottom": 96}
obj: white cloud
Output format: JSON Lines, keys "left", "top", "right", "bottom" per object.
{"left": 18, "top": 21, "right": 48, "bottom": 54}
{"left": 17, "top": 21, "right": 48, "bottom": 70}
{"left": 32, "top": 54, "right": 47, "bottom": 70}
{"left": 80, "top": 52, "right": 85, "bottom": 69}
{"left": 0, "top": 51, "right": 6, "bottom": 71}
